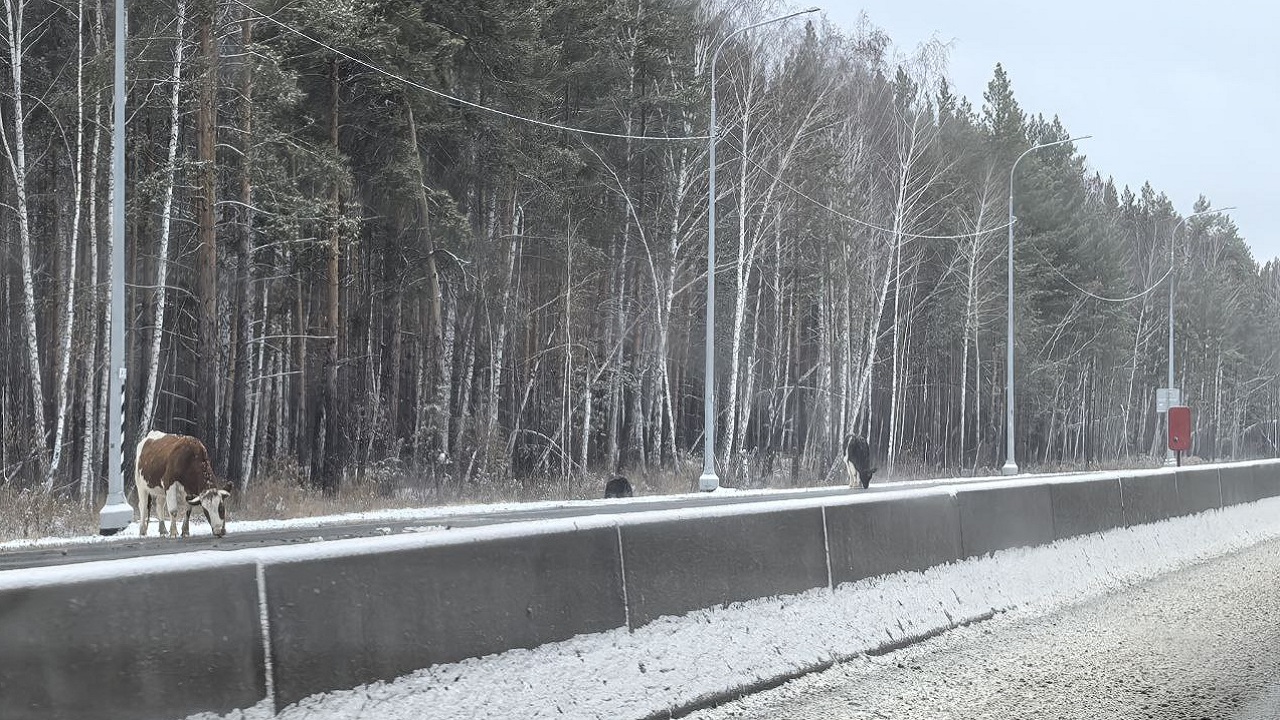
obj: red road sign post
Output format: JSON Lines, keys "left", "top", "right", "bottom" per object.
{"left": 1168, "top": 405, "right": 1191, "bottom": 466}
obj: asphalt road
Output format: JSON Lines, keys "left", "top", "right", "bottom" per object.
{"left": 0, "top": 482, "right": 900, "bottom": 571}
{"left": 690, "top": 536, "right": 1280, "bottom": 720}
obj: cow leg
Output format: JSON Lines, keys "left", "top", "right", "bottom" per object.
{"left": 165, "top": 483, "right": 183, "bottom": 538}
{"left": 157, "top": 489, "right": 167, "bottom": 536}
{"left": 156, "top": 491, "right": 167, "bottom": 536}
{"left": 135, "top": 474, "right": 150, "bottom": 536}
{"left": 137, "top": 492, "right": 150, "bottom": 536}
{"left": 181, "top": 508, "right": 191, "bottom": 538}
{"left": 845, "top": 459, "right": 858, "bottom": 488}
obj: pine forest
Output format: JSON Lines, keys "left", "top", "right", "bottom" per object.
{"left": 2, "top": 0, "right": 1278, "bottom": 508}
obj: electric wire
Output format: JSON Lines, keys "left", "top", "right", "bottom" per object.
{"left": 719, "top": 134, "right": 1015, "bottom": 240}
{"left": 720, "top": 136, "right": 1171, "bottom": 302}
{"left": 1028, "top": 243, "right": 1172, "bottom": 303}
{"left": 231, "top": 0, "right": 708, "bottom": 142}
{"left": 242, "top": 0, "right": 1167, "bottom": 305}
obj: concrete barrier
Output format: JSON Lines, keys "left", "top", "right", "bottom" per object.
{"left": 825, "top": 492, "right": 961, "bottom": 584}
{"left": 956, "top": 484, "right": 1054, "bottom": 558}
{"left": 1120, "top": 473, "right": 1180, "bottom": 526}
{"left": 619, "top": 507, "right": 828, "bottom": 628}
{"left": 1259, "top": 463, "right": 1280, "bottom": 499}
{"left": 0, "top": 558, "right": 264, "bottom": 720}
{"left": 1174, "top": 467, "right": 1221, "bottom": 515}
{"left": 1050, "top": 478, "right": 1124, "bottom": 540}
{"left": 1220, "top": 464, "right": 1261, "bottom": 506}
{"left": 6, "top": 460, "right": 1280, "bottom": 720}
{"left": 265, "top": 525, "right": 626, "bottom": 708}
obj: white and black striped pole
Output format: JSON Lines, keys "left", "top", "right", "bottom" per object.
{"left": 99, "top": 0, "right": 132, "bottom": 534}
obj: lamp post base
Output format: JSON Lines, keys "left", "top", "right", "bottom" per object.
{"left": 98, "top": 501, "right": 133, "bottom": 536}
{"left": 1000, "top": 460, "right": 1020, "bottom": 476}
{"left": 698, "top": 470, "right": 720, "bottom": 492}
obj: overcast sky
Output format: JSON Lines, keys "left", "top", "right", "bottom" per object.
{"left": 822, "top": 1, "right": 1280, "bottom": 263}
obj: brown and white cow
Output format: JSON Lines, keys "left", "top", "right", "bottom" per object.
{"left": 134, "top": 430, "right": 230, "bottom": 538}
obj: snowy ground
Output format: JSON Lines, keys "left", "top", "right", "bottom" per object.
{"left": 0, "top": 461, "right": 1194, "bottom": 551}
{"left": 180, "top": 494, "right": 1280, "bottom": 720}
{"left": 0, "top": 487, "right": 765, "bottom": 550}
{"left": 691, "top": 533, "right": 1280, "bottom": 719}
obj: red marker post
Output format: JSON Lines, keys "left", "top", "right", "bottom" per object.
{"left": 1168, "top": 405, "right": 1192, "bottom": 466}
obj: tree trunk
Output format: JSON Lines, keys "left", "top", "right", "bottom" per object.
{"left": 312, "top": 56, "right": 341, "bottom": 494}
{"left": 194, "top": 0, "right": 219, "bottom": 456}
{"left": 49, "top": 0, "right": 91, "bottom": 491}
{"left": 141, "top": 0, "right": 186, "bottom": 437}
{"left": 227, "top": 9, "right": 253, "bottom": 489}
{"left": 2, "top": 0, "right": 51, "bottom": 485}
{"left": 405, "top": 102, "right": 448, "bottom": 458}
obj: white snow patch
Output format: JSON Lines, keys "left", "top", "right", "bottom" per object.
{"left": 8, "top": 461, "right": 1234, "bottom": 551}
{"left": 179, "top": 496, "right": 1280, "bottom": 720}
{"left": 13, "top": 459, "right": 1270, "bottom": 554}
{"left": 0, "top": 487, "right": 806, "bottom": 550}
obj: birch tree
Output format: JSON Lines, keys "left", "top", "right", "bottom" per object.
{"left": 140, "top": 0, "right": 187, "bottom": 437}
{"left": 1, "top": 0, "right": 49, "bottom": 485}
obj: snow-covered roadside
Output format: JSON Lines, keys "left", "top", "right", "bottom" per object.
{"left": 1, "top": 460, "right": 1216, "bottom": 550}
{"left": 0, "top": 487, "right": 757, "bottom": 549}
{"left": 186, "top": 496, "right": 1280, "bottom": 720}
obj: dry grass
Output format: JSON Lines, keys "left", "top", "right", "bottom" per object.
{"left": 0, "top": 487, "right": 100, "bottom": 543}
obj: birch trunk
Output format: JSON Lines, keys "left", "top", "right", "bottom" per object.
{"left": 140, "top": 0, "right": 187, "bottom": 436}
{"left": 50, "top": 0, "right": 90, "bottom": 489}
{"left": 228, "top": 7, "right": 253, "bottom": 488}
{"left": 887, "top": 240, "right": 903, "bottom": 472}
{"left": 78, "top": 74, "right": 105, "bottom": 503}
{"left": 1, "top": 0, "right": 50, "bottom": 484}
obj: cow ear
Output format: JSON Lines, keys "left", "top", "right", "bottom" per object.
{"left": 186, "top": 494, "right": 202, "bottom": 506}
{"left": 218, "top": 489, "right": 230, "bottom": 498}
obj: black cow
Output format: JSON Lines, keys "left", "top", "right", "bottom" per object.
{"left": 604, "top": 476, "right": 633, "bottom": 498}
{"left": 844, "top": 434, "right": 877, "bottom": 489}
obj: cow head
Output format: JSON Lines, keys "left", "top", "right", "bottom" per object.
{"left": 858, "top": 466, "right": 876, "bottom": 490}
{"left": 187, "top": 488, "right": 231, "bottom": 537}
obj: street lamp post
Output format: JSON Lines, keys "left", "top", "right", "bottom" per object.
{"left": 701, "top": 7, "right": 818, "bottom": 492}
{"left": 1002, "top": 134, "right": 1091, "bottom": 476}
{"left": 1164, "top": 206, "right": 1234, "bottom": 465}
{"left": 99, "top": 0, "right": 132, "bottom": 533}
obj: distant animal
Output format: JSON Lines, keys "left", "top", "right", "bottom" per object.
{"left": 604, "top": 476, "right": 634, "bottom": 499}
{"left": 134, "top": 430, "right": 230, "bottom": 538}
{"left": 844, "top": 434, "right": 877, "bottom": 489}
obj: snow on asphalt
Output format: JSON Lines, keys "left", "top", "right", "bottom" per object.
{"left": 181, "top": 496, "right": 1280, "bottom": 720}
{"left": 0, "top": 484, "right": 778, "bottom": 550}
{"left": 690, "top": 534, "right": 1280, "bottom": 719}
{"left": 1, "top": 460, "right": 1205, "bottom": 550}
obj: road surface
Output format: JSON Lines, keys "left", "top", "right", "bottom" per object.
{"left": 691, "top": 536, "right": 1280, "bottom": 720}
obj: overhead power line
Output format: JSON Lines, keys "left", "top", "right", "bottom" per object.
{"left": 1030, "top": 243, "right": 1172, "bottom": 303}
{"left": 721, "top": 138, "right": 1170, "bottom": 302}
{"left": 231, "top": 0, "right": 708, "bottom": 142}
{"left": 719, "top": 135, "right": 1014, "bottom": 240}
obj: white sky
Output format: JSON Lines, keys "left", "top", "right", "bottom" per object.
{"left": 822, "top": 1, "right": 1280, "bottom": 263}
